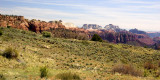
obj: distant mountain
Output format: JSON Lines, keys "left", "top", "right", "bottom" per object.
{"left": 82, "top": 24, "right": 102, "bottom": 30}
{"left": 128, "top": 29, "right": 155, "bottom": 46}
{"left": 129, "top": 28, "right": 160, "bottom": 39}
{"left": 147, "top": 32, "right": 160, "bottom": 38}
{"left": 129, "top": 28, "right": 146, "bottom": 34}
{"left": 104, "top": 24, "right": 126, "bottom": 32}
{"left": 82, "top": 24, "right": 125, "bottom": 32}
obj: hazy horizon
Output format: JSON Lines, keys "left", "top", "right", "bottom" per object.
{"left": 0, "top": 0, "right": 160, "bottom": 31}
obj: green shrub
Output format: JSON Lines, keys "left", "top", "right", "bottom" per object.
{"left": 144, "top": 46, "right": 148, "bottom": 48}
{"left": 21, "top": 30, "right": 26, "bottom": 34}
{"left": 82, "top": 40, "right": 89, "bottom": 46}
{"left": 112, "top": 64, "right": 143, "bottom": 77}
{"left": 0, "top": 74, "right": 6, "bottom": 80}
{"left": 0, "top": 30, "right": 2, "bottom": 36}
{"left": 42, "top": 31, "right": 51, "bottom": 38}
{"left": 56, "top": 72, "right": 81, "bottom": 80}
{"left": 7, "top": 26, "right": 11, "bottom": 28}
{"left": 40, "top": 66, "right": 48, "bottom": 78}
{"left": 2, "top": 47, "right": 19, "bottom": 59}
{"left": 91, "top": 34, "right": 103, "bottom": 42}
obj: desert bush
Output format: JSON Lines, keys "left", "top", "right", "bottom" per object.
{"left": 112, "top": 64, "right": 143, "bottom": 77}
{"left": 155, "top": 70, "right": 160, "bottom": 77}
{"left": 91, "top": 34, "right": 103, "bottom": 42}
{"left": 0, "top": 30, "right": 2, "bottom": 36}
{"left": 42, "top": 31, "right": 51, "bottom": 38}
{"left": 158, "top": 61, "right": 160, "bottom": 67}
{"left": 21, "top": 30, "right": 26, "bottom": 34}
{"left": 40, "top": 66, "right": 48, "bottom": 78}
{"left": 7, "top": 26, "right": 11, "bottom": 28}
{"left": 0, "top": 74, "right": 6, "bottom": 80}
{"left": 82, "top": 40, "right": 89, "bottom": 46}
{"left": 56, "top": 72, "right": 81, "bottom": 80}
{"left": 144, "top": 62, "right": 157, "bottom": 70}
{"left": 2, "top": 47, "right": 19, "bottom": 59}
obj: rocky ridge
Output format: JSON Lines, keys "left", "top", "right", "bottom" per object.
{"left": 0, "top": 14, "right": 156, "bottom": 47}
{"left": 0, "top": 14, "right": 65, "bottom": 33}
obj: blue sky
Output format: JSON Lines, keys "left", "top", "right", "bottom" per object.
{"left": 0, "top": 0, "right": 160, "bottom": 31}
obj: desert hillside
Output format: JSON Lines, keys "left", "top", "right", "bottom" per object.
{"left": 0, "top": 27, "right": 160, "bottom": 80}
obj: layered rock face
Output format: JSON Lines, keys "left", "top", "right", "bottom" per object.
{"left": 0, "top": 14, "right": 65, "bottom": 32}
{"left": 136, "top": 34, "right": 155, "bottom": 45}
{"left": 128, "top": 29, "right": 155, "bottom": 45}
{"left": 82, "top": 24, "right": 102, "bottom": 29}
{"left": 91, "top": 31, "right": 138, "bottom": 43}
{"left": 0, "top": 14, "right": 29, "bottom": 30}
{"left": 29, "top": 20, "right": 65, "bottom": 32}
{"left": 88, "top": 30, "right": 155, "bottom": 46}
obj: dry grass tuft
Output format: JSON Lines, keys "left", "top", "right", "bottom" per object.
{"left": 2, "top": 47, "right": 19, "bottom": 59}
{"left": 144, "top": 62, "right": 157, "bottom": 70}
{"left": 112, "top": 64, "right": 143, "bottom": 77}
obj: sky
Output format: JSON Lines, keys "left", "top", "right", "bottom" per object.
{"left": 0, "top": 0, "right": 160, "bottom": 31}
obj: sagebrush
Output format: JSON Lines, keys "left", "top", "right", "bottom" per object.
{"left": 112, "top": 64, "right": 143, "bottom": 77}
{"left": 56, "top": 72, "right": 81, "bottom": 80}
{"left": 40, "top": 66, "right": 48, "bottom": 78}
{"left": 42, "top": 31, "right": 51, "bottom": 38}
{"left": 2, "top": 47, "right": 19, "bottom": 59}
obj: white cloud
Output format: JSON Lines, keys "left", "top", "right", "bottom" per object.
{"left": 0, "top": 0, "right": 160, "bottom": 31}
{"left": 108, "top": 0, "right": 160, "bottom": 4}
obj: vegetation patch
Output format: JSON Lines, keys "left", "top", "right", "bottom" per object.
{"left": 0, "top": 74, "right": 6, "bottom": 80}
{"left": 144, "top": 62, "right": 157, "bottom": 70}
{"left": 56, "top": 72, "right": 81, "bottom": 80}
{"left": 2, "top": 47, "right": 19, "bottom": 59}
{"left": 0, "top": 27, "right": 159, "bottom": 79}
{"left": 40, "top": 66, "right": 48, "bottom": 78}
{"left": 112, "top": 64, "right": 143, "bottom": 77}
{"left": 7, "top": 26, "right": 11, "bottom": 28}
{"left": 81, "top": 40, "right": 89, "bottom": 46}
{"left": 0, "top": 29, "right": 2, "bottom": 36}
{"left": 91, "top": 34, "right": 103, "bottom": 42}
{"left": 155, "top": 70, "right": 160, "bottom": 77}
{"left": 42, "top": 31, "right": 51, "bottom": 38}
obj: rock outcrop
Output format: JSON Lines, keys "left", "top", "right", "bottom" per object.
{"left": 0, "top": 14, "right": 65, "bottom": 32}
{"left": 88, "top": 30, "right": 155, "bottom": 46}
{"left": 29, "top": 20, "right": 65, "bottom": 32}
{"left": 0, "top": 14, "right": 29, "bottom": 30}
{"left": 91, "top": 31, "right": 138, "bottom": 43}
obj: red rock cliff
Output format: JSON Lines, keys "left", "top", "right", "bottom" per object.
{"left": 0, "top": 14, "right": 65, "bottom": 32}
